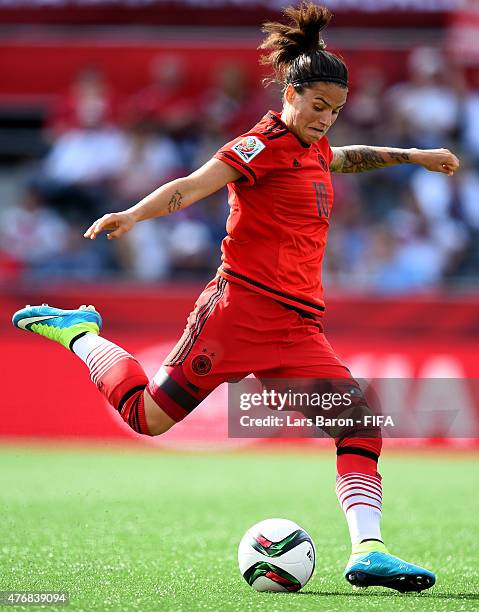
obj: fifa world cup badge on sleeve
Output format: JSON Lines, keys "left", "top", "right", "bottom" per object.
{"left": 232, "top": 136, "right": 265, "bottom": 163}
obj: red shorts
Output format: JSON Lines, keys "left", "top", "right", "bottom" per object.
{"left": 147, "top": 276, "right": 352, "bottom": 422}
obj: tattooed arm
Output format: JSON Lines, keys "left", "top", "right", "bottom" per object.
{"left": 330, "top": 146, "right": 460, "bottom": 176}
{"left": 84, "top": 159, "right": 241, "bottom": 240}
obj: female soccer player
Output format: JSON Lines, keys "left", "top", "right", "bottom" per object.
{"left": 13, "top": 2, "right": 458, "bottom": 593}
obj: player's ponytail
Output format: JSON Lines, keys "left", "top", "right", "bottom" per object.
{"left": 259, "top": 1, "right": 348, "bottom": 91}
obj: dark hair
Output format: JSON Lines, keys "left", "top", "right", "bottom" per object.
{"left": 259, "top": 2, "right": 348, "bottom": 92}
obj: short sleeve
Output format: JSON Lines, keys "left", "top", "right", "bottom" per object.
{"left": 214, "top": 134, "right": 273, "bottom": 186}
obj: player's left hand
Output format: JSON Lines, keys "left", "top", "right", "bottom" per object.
{"left": 412, "top": 148, "right": 460, "bottom": 176}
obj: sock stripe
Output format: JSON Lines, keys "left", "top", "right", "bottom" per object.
{"left": 337, "top": 476, "right": 381, "bottom": 491}
{"left": 337, "top": 483, "right": 381, "bottom": 496}
{"left": 119, "top": 389, "right": 149, "bottom": 435}
{"left": 336, "top": 446, "right": 379, "bottom": 462}
{"left": 336, "top": 481, "right": 382, "bottom": 496}
{"left": 336, "top": 467, "right": 383, "bottom": 546}
{"left": 339, "top": 491, "right": 382, "bottom": 506}
{"left": 336, "top": 472, "right": 381, "bottom": 483}
{"left": 86, "top": 342, "right": 127, "bottom": 361}
{"left": 87, "top": 346, "right": 119, "bottom": 376}
{"left": 91, "top": 351, "right": 126, "bottom": 379}
{"left": 88, "top": 346, "right": 128, "bottom": 372}
{"left": 343, "top": 501, "right": 382, "bottom": 514}
{"left": 126, "top": 396, "right": 139, "bottom": 432}
{"left": 88, "top": 346, "right": 131, "bottom": 384}
{"left": 91, "top": 355, "right": 125, "bottom": 384}
{"left": 92, "top": 353, "right": 131, "bottom": 384}
{"left": 336, "top": 472, "right": 383, "bottom": 517}
{"left": 118, "top": 385, "right": 147, "bottom": 413}
{"left": 336, "top": 474, "right": 382, "bottom": 485}
{"left": 72, "top": 333, "right": 150, "bottom": 436}
{"left": 337, "top": 480, "right": 382, "bottom": 497}
{"left": 86, "top": 343, "right": 114, "bottom": 366}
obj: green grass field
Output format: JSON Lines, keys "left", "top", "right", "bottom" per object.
{"left": 0, "top": 446, "right": 478, "bottom": 611}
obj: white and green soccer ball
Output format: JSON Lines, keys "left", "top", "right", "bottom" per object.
{"left": 238, "top": 518, "right": 315, "bottom": 592}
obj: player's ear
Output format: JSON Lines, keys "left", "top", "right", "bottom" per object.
{"left": 284, "top": 84, "right": 296, "bottom": 106}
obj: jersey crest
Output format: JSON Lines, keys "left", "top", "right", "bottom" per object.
{"left": 232, "top": 136, "right": 265, "bottom": 163}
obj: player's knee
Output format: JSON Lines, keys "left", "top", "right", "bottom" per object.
{"left": 145, "top": 415, "right": 176, "bottom": 436}
{"left": 116, "top": 386, "right": 175, "bottom": 436}
{"left": 143, "top": 389, "right": 177, "bottom": 436}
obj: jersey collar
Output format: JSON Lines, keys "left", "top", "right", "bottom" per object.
{"left": 267, "top": 110, "right": 311, "bottom": 149}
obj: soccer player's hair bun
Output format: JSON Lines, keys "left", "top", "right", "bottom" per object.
{"left": 259, "top": 2, "right": 348, "bottom": 90}
{"left": 260, "top": 2, "right": 332, "bottom": 68}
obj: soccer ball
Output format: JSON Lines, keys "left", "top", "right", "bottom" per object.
{"left": 238, "top": 518, "right": 315, "bottom": 592}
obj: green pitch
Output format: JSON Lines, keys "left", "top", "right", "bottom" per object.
{"left": 0, "top": 447, "right": 478, "bottom": 611}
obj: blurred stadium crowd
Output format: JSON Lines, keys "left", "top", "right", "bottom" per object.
{"left": 1, "top": 46, "right": 478, "bottom": 293}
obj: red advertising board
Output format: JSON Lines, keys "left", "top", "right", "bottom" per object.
{"left": 3, "top": 284, "right": 479, "bottom": 447}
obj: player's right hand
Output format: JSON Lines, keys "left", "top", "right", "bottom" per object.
{"left": 84, "top": 211, "right": 137, "bottom": 240}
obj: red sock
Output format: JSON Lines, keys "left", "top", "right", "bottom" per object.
{"left": 336, "top": 452, "right": 378, "bottom": 476}
{"left": 336, "top": 437, "right": 382, "bottom": 476}
{"left": 81, "top": 340, "right": 151, "bottom": 435}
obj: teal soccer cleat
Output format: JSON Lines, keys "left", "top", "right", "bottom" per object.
{"left": 12, "top": 304, "right": 102, "bottom": 351}
{"left": 345, "top": 548, "right": 436, "bottom": 593}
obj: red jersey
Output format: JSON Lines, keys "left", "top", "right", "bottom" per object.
{"left": 214, "top": 110, "right": 334, "bottom": 316}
